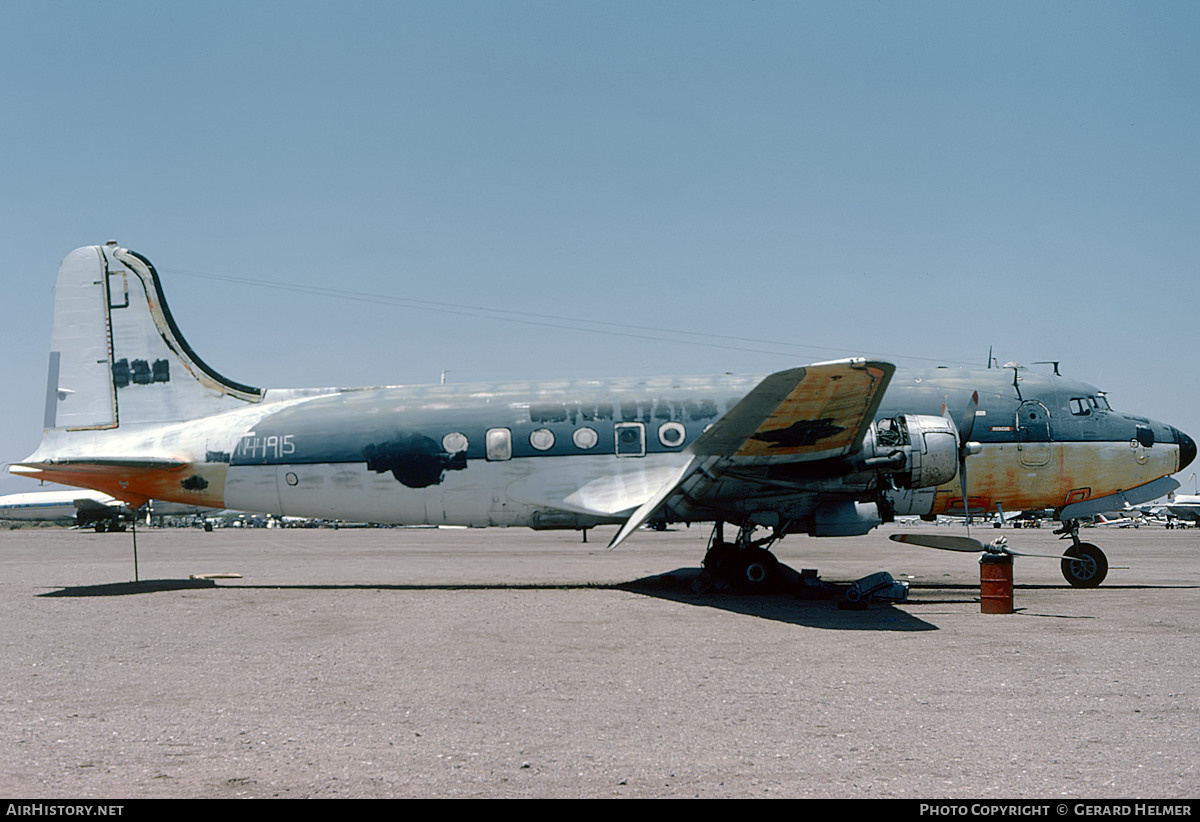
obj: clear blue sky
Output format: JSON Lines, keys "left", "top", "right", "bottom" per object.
{"left": 2, "top": 1, "right": 1197, "bottom": 495}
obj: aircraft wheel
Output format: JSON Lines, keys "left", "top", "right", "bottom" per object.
{"left": 702, "top": 540, "right": 737, "bottom": 577}
{"left": 735, "top": 547, "right": 781, "bottom": 593}
{"left": 1061, "top": 542, "right": 1108, "bottom": 588}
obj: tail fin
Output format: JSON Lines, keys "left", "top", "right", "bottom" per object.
{"left": 44, "top": 243, "right": 262, "bottom": 431}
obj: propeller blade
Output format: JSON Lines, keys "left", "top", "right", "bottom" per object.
{"left": 957, "top": 391, "right": 979, "bottom": 444}
{"left": 890, "top": 533, "right": 988, "bottom": 552}
{"left": 958, "top": 391, "right": 979, "bottom": 526}
{"left": 1009, "top": 549, "right": 1077, "bottom": 560}
{"left": 891, "top": 533, "right": 1106, "bottom": 565}
{"left": 959, "top": 459, "right": 972, "bottom": 524}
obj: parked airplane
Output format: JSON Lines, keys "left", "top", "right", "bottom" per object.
{"left": 0, "top": 488, "right": 223, "bottom": 530}
{"left": 10, "top": 243, "right": 1196, "bottom": 588}
{"left": 1163, "top": 493, "right": 1200, "bottom": 525}
{"left": 1093, "top": 513, "right": 1143, "bottom": 528}
{"left": 0, "top": 488, "right": 131, "bottom": 531}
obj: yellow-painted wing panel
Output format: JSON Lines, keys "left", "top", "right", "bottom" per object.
{"left": 689, "top": 359, "right": 894, "bottom": 462}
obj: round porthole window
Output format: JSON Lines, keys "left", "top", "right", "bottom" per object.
{"left": 284, "top": 472, "right": 299, "bottom": 486}
{"left": 530, "top": 428, "right": 555, "bottom": 450}
{"left": 442, "top": 432, "right": 469, "bottom": 454}
{"left": 658, "top": 422, "right": 686, "bottom": 447}
{"left": 573, "top": 426, "right": 598, "bottom": 449}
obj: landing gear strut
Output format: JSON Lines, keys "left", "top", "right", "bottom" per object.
{"left": 1054, "top": 519, "right": 1109, "bottom": 588}
{"left": 701, "top": 521, "right": 786, "bottom": 593}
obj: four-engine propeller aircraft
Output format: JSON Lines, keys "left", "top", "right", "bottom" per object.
{"left": 11, "top": 243, "right": 1196, "bottom": 588}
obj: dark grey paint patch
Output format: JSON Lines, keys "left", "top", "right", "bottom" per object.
{"left": 752, "top": 418, "right": 847, "bottom": 448}
{"left": 113, "top": 358, "right": 170, "bottom": 388}
{"left": 364, "top": 433, "right": 467, "bottom": 488}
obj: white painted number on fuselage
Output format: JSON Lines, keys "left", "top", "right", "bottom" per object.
{"left": 236, "top": 433, "right": 296, "bottom": 461}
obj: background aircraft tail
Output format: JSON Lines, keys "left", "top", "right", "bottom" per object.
{"left": 42, "top": 243, "right": 263, "bottom": 432}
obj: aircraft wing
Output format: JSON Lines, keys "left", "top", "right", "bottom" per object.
{"left": 688, "top": 359, "right": 894, "bottom": 463}
{"left": 608, "top": 359, "right": 893, "bottom": 548}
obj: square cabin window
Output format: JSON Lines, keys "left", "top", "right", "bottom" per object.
{"left": 614, "top": 422, "right": 646, "bottom": 457}
{"left": 485, "top": 428, "right": 512, "bottom": 461}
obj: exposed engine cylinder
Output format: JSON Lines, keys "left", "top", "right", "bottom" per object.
{"left": 861, "top": 414, "right": 960, "bottom": 489}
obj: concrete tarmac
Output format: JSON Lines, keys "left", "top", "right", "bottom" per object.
{"left": 1, "top": 522, "right": 1197, "bottom": 799}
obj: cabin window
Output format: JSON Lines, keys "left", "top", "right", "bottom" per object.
{"left": 658, "top": 421, "right": 685, "bottom": 447}
{"left": 442, "top": 432, "right": 469, "bottom": 453}
{"left": 573, "top": 427, "right": 598, "bottom": 450}
{"left": 485, "top": 428, "right": 512, "bottom": 461}
{"left": 529, "top": 428, "right": 555, "bottom": 451}
{"left": 614, "top": 422, "right": 646, "bottom": 457}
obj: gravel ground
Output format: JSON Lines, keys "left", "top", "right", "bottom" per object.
{"left": 1, "top": 523, "right": 1197, "bottom": 799}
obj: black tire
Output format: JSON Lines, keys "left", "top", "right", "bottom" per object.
{"left": 735, "top": 547, "right": 781, "bottom": 593}
{"left": 1061, "top": 542, "right": 1108, "bottom": 588}
{"left": 702, "top": 540, "right": 738, "bottom": 577}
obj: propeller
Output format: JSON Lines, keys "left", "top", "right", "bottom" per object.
{"left": 889, "top": 533, "right": 1070, "bottom": 561}
{"left": 946, "top": 391, "right": 981, "bottom": 529}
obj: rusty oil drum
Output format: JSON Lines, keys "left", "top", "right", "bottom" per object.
{"left": 979, "top": 553, "right": 1014, "bottom": 614}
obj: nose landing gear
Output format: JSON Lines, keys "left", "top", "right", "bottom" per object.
{"left": 1055, "top": 520, "right": 1109, "bottom": 588}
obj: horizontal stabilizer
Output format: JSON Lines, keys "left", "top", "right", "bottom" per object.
{"left": 11, "top": 457, "right": 194, "bottom": 508}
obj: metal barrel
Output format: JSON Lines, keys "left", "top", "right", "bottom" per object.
{"left": 979, "top": 553, "right": 1014, "bottom": 614}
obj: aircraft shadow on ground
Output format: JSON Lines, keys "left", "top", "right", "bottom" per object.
{"left": 39, "top": 579, "right": 220, "bottom": 597}
{"left": 39, "top": 567, "right": 942, "bottom": 631}
{"left": 614, "top": 568, "right": 940, "bottom": 631}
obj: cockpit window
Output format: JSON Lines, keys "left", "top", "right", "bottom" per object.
{"left": 1070, "top": 395, "right": 1112, "bottom": 416}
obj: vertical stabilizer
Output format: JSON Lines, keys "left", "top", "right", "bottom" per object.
{"left": 44, "top": 243, "right": 262, "bottom": 431}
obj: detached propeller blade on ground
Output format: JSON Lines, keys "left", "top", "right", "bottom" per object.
{"left": 889, "top": 533, "right": 1081, "bottom": 561}
{"left": 891, "top": 533, "right": 988, "bottom": 552}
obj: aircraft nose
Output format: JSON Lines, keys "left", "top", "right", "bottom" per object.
{"left": 1176, "top": 427, "right": 1197, "bottom": 471}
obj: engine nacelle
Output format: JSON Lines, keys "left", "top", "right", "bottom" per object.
{"left": 861, "top": 413, "right": 960, "bottom": 490}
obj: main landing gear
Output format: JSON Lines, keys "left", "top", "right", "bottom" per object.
{"left": 700, "top": 521, "right": 788, "bottom": 593}
{"left": 1054, "top": 519, "right": 1109, "bottom": 588}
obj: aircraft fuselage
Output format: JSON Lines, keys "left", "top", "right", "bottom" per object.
{"left": 24, "top": 364, "right": 1192, "bottom": 535}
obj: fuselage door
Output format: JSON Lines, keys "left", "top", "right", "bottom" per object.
{"left": 1017, "top": 400, "right": 1052, "bottom": 468}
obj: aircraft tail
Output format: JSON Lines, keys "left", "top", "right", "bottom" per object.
{"left": 41, "top": 243, "right": 263, "bottom": 432}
